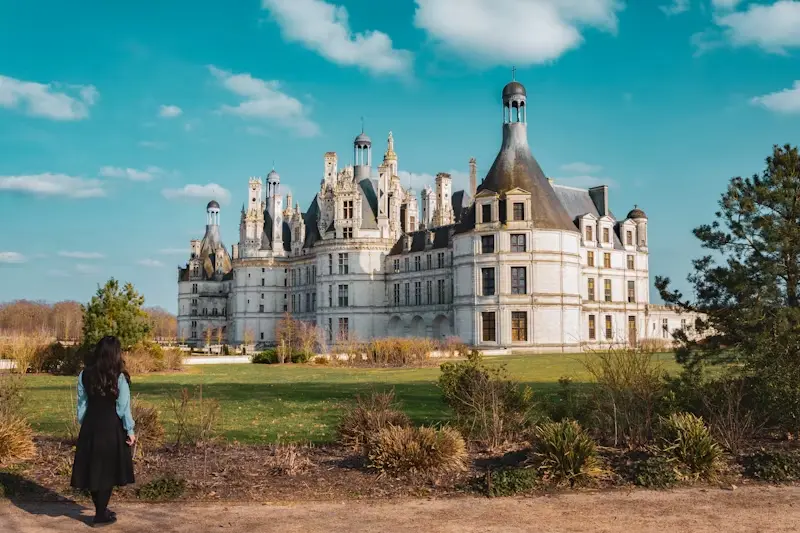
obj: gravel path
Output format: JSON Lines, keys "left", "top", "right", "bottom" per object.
{"left": 2, "top": 486, "right": 799, "bottom": 532}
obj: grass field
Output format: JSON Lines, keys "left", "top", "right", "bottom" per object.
{"left": 20, "top": 353, "right": 679, "bottom": 444}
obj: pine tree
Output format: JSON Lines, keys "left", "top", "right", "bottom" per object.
{"left": 81, "top": 278, "right": 152, "bottom": 350}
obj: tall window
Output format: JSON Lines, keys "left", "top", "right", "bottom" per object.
{"left": 328, "top": 285, "right": 333, "bottom": 307}
{"left": 605, "top": 315, "right": 613, "bottom": 339}
{"left": 604, "top": 279, "right": 612, "bottom": 302}
{"left": 426, "top": 280, "right": 433, "bottom": 304}
{"left": 328, "top": 254, "right": 333, "bottom": 275}
{"left": 681, "top": 318, "right": 687, "bottom": 330}
{"left": 404, "top": 283, "right": 410, "bottom": 306}
{"left": 343, "top": 227, "right": 353, "bottom": 239}
{"left": 343, "top": 200, "right": 354, "bottom": 219}
{"left": 511, "top": 311, "right": 528, "bottom": 341}
{"left": 437, "top": 279, "right": 445, "bottom": 304}
{"left": 588, "top": 315, "right": 596, "bottom": 340}
{"left": 481, "top": 235, "right": 495, "bottom": 254}
{"left": 311, "top": 292, "right": 316, "bottom": 311}
{"left": 628, "top": 316, "right": 637, "bottom": 344}
{"left": 291, "top": 270, "right": 296, "bottom": 286}
{"left": 192, "top": 283, "right": 198, "bottom": 294}
{"left": 482, "top": 268, "right": 495, "bottom": 296}
{"left": 437, "top": 252, "right": 445, "bottom": 268}
{"left": 404, "top": 257, "right": 410, "bottom": 271}
{"left": 587, "top": 278, "right": 595, "bottom": 301}
{"left": 510, "top": 234, "right": 526, "bottom": 252}
{"left": 338, "top": 284, "right": 349, "bottom": 307}
{"left": 338, "top": 253, "right": 349, "bottom": 274}
{"left": 512, "top": 202, "right": 525, "bottom": 221}
{"left": 603, "top": 253, "right": 611, "bottom": 268}
{"left": 481, "top": 203, "right": 492, "bottom": 223}
{"left": 586, "top": 225, "right": 594, "bottom": 241}
{"left": 482, "top": 312, "right": 496, "bottom": 342}
{"left": 603, "top": 227, "right": 610, "bottom": 243}
{"left": 662, "top": 318, "right": 669, "bottom": 339}
{"left": 627, "top": 255, "right": 634, "bottom": 270}
{"left": 306, "top": 293, "right": 311, "bottom": 312}
{"left": 259, "top": 304, "right": 264, "bottom": 313}
{"left": 626, "top": 231, "right": 633, "bottom": 246}
{"left": 393, "top": 283, "right": 400, "bottom": 306}
{"left": 414, "top": 282, "right": 422, "bottom": 305}
{"left": 338, "top": 317, "right": 349, "bottom": 341}
{"left": 587, "top": 251, "right": 595, "bottom": 267}
{"left": 393, "top": 259, "right": 400, "bottom": 273}
{"left": 328, "top": 318, "right": 333, "bottom": 342}
{"left": 426, "top": 254, "right": 432, "bottom": 270}
{"left": 415, "top": 256, "right": 421, "bottom": 271}
{"left": 511, "top": 267, "right": 527, "bottom": 294}
{"left": 627, "top": 280, "right": 636, "bottom": 303}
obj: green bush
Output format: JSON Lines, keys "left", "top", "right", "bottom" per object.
{"left": 290, "top": 351, "right": 313, "bottom": 364}
{"left": 136, "top": 476, "right": 186, "bottom": 501}
{"left": 337, "top": 390, "right": 411, "bottom": 451}
{"left": 633, "top": 455, "right": 680, "bottom": 489}
{"left": 479, "top": 467, "right": 539, "bottom": 497}
{"left": 252, "top": 349, "right": 278, "bottom": 364}
{"left": 365, "top": 425, "right": 467, "bottom": 480}
{"left": 658, "top": 412, "right": 723, "bottom": 480}
{"left": 531, "top": 420, "right": 602, "bottom": 487}
{"left": 39, "top": 343, "right": 85, "bottom": 375}
{"left": 742, "top": 450, "right": 800, "bottom": 482}
{"left": 439, "top": 352, "right": 539, "bottom": 449}
{"left": 546, "top": 376, "right": 591, "bottom": 422}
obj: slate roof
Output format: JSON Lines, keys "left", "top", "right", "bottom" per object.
{"left": 551, "top": 184, "right": 624, "bottom": 250}
{"left": 387, "top": 225, "right": 454, "bottom": 256}
{"left": 451, "top": 190, "right": 472, "bottom": 223}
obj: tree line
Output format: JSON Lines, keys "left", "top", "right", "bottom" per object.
{"left": 0, "top": 299, "right": 177, "bottom": 341}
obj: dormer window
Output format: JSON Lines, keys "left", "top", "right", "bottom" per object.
{"left": 513, "top": 203, "right": 524, "bottom": 221}
{"left": 481, "top": 203, "right": 492, "bottom": 223}
{"left": 343, "top": 200, "right": 354, "bottom": 219}
{"left": 603, "top": 227, "right": 610, "bottom": 244}
{"left": 626, "top": 230, "right": 633, "bottom": 246}
{"left": 586, "top": 225, "right": 594, "bottom": 241}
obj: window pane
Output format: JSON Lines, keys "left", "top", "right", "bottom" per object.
{"left": 482, "top": 312, "right": 496, "bottom": 342}
{"left": 481, "top": 235, "right": 495, "bottom": 254}
{"left": 482, "top": 203, "right": 492, "bottom": 223}
{"left": 513, "top": 203, "right": 524, "bottom": 221}
{"left": 511, "top": 311, "right": 527, "bottom": 341}
{"left": 482, "top": 268, "right": 495, "bottom": 296}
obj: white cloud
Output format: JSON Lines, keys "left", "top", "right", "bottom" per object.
{"left": 209, "top": 65, "right": 320, "bottom": 137}
{"left": 137, "top": 259, "right": 164, "bottom": 268}
{"left": 159, "top": 248, "right": 187, "bottom": 255}
{"left": 138, "top": 140, "right": 167, "bottom": 149}
{"left": 713, "top": 0, "right": 800, "bottom": 53}
{"left": 660, "top": 0, "right": 690, "bottom": 16}
{"left": 561, "top": 162, "right": 603, "bottom": 174}
{"left": 0, "top": 173, "right": 105, "bottom": 198}
{"left": 0, "top": 74, "right": 98, "bottom": 120}
{"left": 551, "top": 175, "right": 617, "bottom": 188}
{"left": 58, "top": 251, "right": 105, "bottom": 259}
{"left": 158, "top": 104, "right": 182, "bottom": 118}
{"left": 75, "top": 263, "right": 100, "bottom": 275}
{"left": 99, "top": 165, "right": 165, "bottom": 182}
{"left": 162, "top": 183, "right": 231, "bottom": 204}
{"left": 751, "top": 81, "right": 800, "bottom": 114}
{"left": 262, "top": 0, "right": 412, "bottom": 76}
{"left": 413, "top": 0, "right": 622, "bottom": 65}
{"left": 0, "top": 252, "right": 26, "bottom": 264}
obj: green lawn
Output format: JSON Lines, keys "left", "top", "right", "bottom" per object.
{"left": 21, "top": 353, "right": 679, "bottom": 444}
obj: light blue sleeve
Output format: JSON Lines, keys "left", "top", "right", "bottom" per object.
{"left": 76, "top": 371, "right": 87, "bottom": 425}
{"left": 116, "top": 374, "right": 136, "bottom": 437}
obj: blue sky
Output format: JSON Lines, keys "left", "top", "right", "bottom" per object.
{"left": 1, "top": 0, "right": 798, "bottom": 312}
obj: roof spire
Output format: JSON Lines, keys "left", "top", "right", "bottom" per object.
{"left": 361, "top": 116, "right": 364, "bottom": 133}
{"left": 511, "top": 66, "right": 516, "bottom": 81}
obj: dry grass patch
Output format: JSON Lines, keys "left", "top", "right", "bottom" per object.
{"left": 365, "top": 425, "right": 468, "bottom": 481}
{"left": 263, "top": 443, "right": 314, "bottom": 476}
{"left": 337, "top": 390, "right": 411, "bottom": 451}
{"left": 131, "top": 397, "right": 165, "bottom": 459}
{"left": 0, "top": 414, "right": 35, "bottom": 467}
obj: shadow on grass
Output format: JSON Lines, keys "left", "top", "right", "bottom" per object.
{"left": 0, "top": 472, "right": 89, "bottom": 525}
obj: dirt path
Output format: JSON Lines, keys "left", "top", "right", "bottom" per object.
{"left": 2, "top": 486, "right": 799, "bottom": 532}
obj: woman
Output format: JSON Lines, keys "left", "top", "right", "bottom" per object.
{"left": 70, "top": 336, "right": 136, "bottom": 527}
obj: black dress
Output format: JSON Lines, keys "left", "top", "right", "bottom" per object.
{"left": 70, "top": 373, "right": 135, "bottom": 491}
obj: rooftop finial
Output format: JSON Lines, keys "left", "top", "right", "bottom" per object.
{"left": 511, "top": 66, "right": 516, "bottom": 81}
{"left": 361, "top": 116, "right": 364, "bottom": 133}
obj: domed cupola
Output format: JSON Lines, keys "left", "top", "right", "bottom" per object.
{"left": 475, "top": 74, "right": 576, "bottom": 232}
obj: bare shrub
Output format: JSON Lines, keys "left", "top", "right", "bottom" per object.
{"left": 131, "top": 397, "right": 165, "bottom": 459}
{"left": 0, "top": 373, "right": 24, "bottom": 417}
{"left": 0, "top": 413, "right": 35, "bottom": 467}
{"left": 124, "top": 343, "right": 183, "bottom": 375}
{"left": 263, "top": 443, "right": 314, "bottom": 476}
{"left": 335, "top": 337, "right": 458, "bottom": 367}
{"left": 638, "top": 338, "right": 673, "bottom": 354}
{"left": 274, "top": 314, "right": 325, "bottom": 363}
{"left": 0, "top": 333, "right": 51, "bottom": 373}
{"left": 439, "top": 352, "right": 538, "bottom": 449}
{"left": 365, "top": 425, "right": 467, "bottom": 480}
{"left": 338, "top": 389, "right": 411, "bottom": 451}
{"left": 169, "top": 386, "right": 221, "bottom": 447}
{"left": 700, "top": 376, "right": 760, "bottom": 454}
{"left": 584, "top": 346, "right": 666, "bottom": 447}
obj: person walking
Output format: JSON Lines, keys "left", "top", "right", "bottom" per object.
{"left": 70, "top": 336, "right": 136, "bottom": 527}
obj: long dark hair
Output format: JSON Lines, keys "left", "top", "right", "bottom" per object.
{"left": 83, "top": 336, "right": 130, "bottom": 397}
